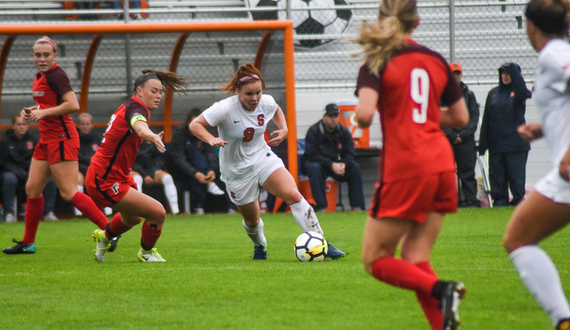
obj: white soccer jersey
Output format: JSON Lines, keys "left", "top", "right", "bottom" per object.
{"left": 202, "top": 94, "right": 278, "bottom": 183}
{"left": 534, "top": 39, "right": 570, "bottom": 166}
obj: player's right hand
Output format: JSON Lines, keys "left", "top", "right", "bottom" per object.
{"left": 209, "top": 137, "right": 228, "bottom": 148}
{"left": 21, "top": 106, "right": 36, "bottom": 123}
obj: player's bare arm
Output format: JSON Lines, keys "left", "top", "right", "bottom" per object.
{"left": 517, "top": 123, "right": 543, "bottom": 143}
{"left": 29, "top": 91, "right": 79, "bottom": 121}
{"left": 189, "top": 114, "right": 228, "bottom": 148}
{"left": 268, "top": 106, "right": 288, "bottom": 147}
{"left": 132, "top": 120, "right": 166, "bottom": 153}
{"left": 440, "top": 97, "right": 468, "bottom": 128}
{"left": 355, "top": 87, "right": 377, "bottom": 128}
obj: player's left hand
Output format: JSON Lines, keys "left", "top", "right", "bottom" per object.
{"left": 154, "top": 131, "right": 166, "bottom": 153}
{"left": 267, "top": 129, "right": 287, "bottom": 147}
{"left": 30, "top": 107, "right": 47, "bottom": 121}
{"left": 144, "top": 176, "right": 154, "bottom": 187}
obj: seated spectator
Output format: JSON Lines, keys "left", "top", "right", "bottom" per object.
{"left": 76, "top": 113, "right": 112, "bottom": 217}
{"left": 300, "top": 103, "right": 366, "bottom": 212}
{"left": 166, "top": 108, "right": 229, "bottom": 215}
{"left": 131, "top": 132, "right": 180, "bottom": 215}
{"left": 0, "top": 115, "right": 58, "bottom": 223}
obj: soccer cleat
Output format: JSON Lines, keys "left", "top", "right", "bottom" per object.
{"left": 253, "top": 244, "right": 267, "bottom": 260}
{"left": 441, "top": 281, "right": 467, "bottom": 330}
{"left": 326, "top": 242, "right": 345, "bottom": 260}
{"left": 108, "top": 235, "right": 121, "bottom": 253}
{"left": 557, "top": 318, "right": 570, "bottom": 330}
{"left": 93, "top": 229, "right": 111, "bottom": 263}
{"left": 138, "top": 248, "right": 166, "bottom": 262}
{"left": 3, "top": 239, "right": 36, "bottom": 254}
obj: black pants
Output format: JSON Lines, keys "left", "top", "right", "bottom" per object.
{"left": 302, "top": 160, "right": 366, "bottom": 211}
{"left": 488, "top": 150, "right": 528, "bottom": 206}
{"left": 452, "top": 140, "right": 480, "bottom": 207}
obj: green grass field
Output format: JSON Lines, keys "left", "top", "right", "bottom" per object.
{"left": 1, "top": 207, "right": 568, "bottom": 329}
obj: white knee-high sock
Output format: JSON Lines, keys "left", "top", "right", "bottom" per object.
{"left": 74, "top": 185, "right": 84, "bottom": 216}
{"left": 510, "top": 245, "right": 570, "bottom": 326}
{"left": 243, "top": 218, "right": 267, "bottom": 246}
{"left": 290, "top": 197, "right": 323, "bottom": 235}
{"left": 161, "top": 174, "right": 179, "bottom": 214}
{"left": 133, "top": 174, "right": 143, "bottom": 192}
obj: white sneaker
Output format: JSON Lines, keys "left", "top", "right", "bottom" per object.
{"left": 43, "top": 212, "right": 59, "bottom": 221}
{"left": 93, "top": 229, "right": 110, "bottom": 263}
{"left": 138, "top": 248, "right": 166, "bottom": 262}
{"left": 195, "top": 208, "right": 205, "bottom": 215}
{"left": 5, "top": 213, "right": 16, "bottom": 223}
{"left": 207, "top": 183, "right": 225, "bottom": 196}
{"left": 227, "top": 208, "right": 238, "bottom": 214}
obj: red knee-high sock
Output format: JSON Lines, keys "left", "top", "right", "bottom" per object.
{"left": 22, "top": 196, "right": 44, "bottom": 244}
{"left": 70, "top": 192, "right": 109, "bottom": 230}
{"left": 141, "top": 221, "right": 162, "bottom": 251}
{"left": 105, "top": 213, "right": 132, "bottom": 240}
{"left": 415, "top": 261, "right": 443, "bottom": 330}
{"left": 372, "top": 256, "right": 438, "bottom": 296}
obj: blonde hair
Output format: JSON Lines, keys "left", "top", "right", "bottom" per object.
{"left": 221, "top": 63, "right": 265, "bottom": 94}
{"left": 353, "top": 0, "right": 418, "bottom": 76}
{"left": 34, "top": 36, "right": 57, "bottom": 54}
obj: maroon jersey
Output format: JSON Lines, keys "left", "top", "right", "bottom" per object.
{"left": 356, "top": 39, "right": 462, "bottom": 183}
{"left": 89, "top": 97, "right": 150, "bottom": 189}
{"left": 32, "top": 64, "right": 78, "bottom": 143}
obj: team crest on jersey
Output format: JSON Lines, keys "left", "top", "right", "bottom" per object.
{"left": 92, "top": 144, "right": 98, "bottom": 152}
{"left": 112, "top": 183, "right": 120, "bottom": 195}
{"left": 32, "top": 91, "right": 45, "bottom": 97}
{"left": 27, "top": 141, "right": 34, "bottom": 149}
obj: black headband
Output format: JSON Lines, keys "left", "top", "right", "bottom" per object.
{"left": 134, "top": 74, "right": 159, "bottom": 91}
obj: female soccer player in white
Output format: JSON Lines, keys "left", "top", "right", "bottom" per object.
{"left": 503, "top": 0, "right": 570, "bottom": 329}
{"left": 190, "top": 63, "right": 344, "bottom": 260}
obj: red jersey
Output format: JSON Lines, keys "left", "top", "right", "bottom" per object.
{"left": 32, "top": 64, "right": 79, "bottom": 143}
{"left": 356, "top": 40, "right": 462, "bottom": 183}
{"left": 89, "top": 97, "right": 150, "bottom": 189}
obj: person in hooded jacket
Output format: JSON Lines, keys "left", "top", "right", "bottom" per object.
{"left": 0, "top": 114, "right": 57, "bottom": 223}
{"left": 479, "top": 62, "right": 532, "bottom": 206}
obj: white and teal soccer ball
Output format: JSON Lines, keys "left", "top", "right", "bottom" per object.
{"left": 247, "top": 0, "right": 353, "bottom": 48}
{"left": 294, "top": 231, "right": 328, "bottom": 262}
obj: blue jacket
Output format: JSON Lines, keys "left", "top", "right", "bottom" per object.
{"left": 479, "top": 62, "right": 531, "bottom": 155}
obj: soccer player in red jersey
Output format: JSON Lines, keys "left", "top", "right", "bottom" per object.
{"left": 86, "top": 69, "right": 187, "bottom": 263}
{"left": 3, "top": 37, "right": 111, "bottom": 255}
{"left": 353, "top": 0, "right": 469, "bottom": 329}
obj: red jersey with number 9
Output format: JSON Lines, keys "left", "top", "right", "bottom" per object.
{"left": 32, "top": 64, "right": 79, "bottom": 143}
{"left": 88, "top": 97, "right": 149, "bottom": 190}
{"left": 356, "top": 39, "right": 462, "bottom": 183}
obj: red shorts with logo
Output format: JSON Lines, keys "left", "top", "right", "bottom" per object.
{"left": 369, "top": 171, "right": 458, "bottom": 223}
{"left": 85, "top": 167, "right": 137, "bottom": 209}
{"left": 33, "top": 138, "right": 79, "bottom": 165}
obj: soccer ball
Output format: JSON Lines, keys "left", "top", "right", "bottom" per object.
{"left": 294, "top": 231, "right": 328, "bottom": 262}
{"left": 246, "top": 0, "right": 353, "bottom": 48}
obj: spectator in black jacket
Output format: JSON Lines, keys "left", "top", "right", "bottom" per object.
{"left": 479, "top": 62, "right": 532, "bottom": 206}
{"left": 75, "top": 113, "right": 112, "bottom": 217}
{"left": 165, "top": 108, "right": 228, "bottom": 215}
{"left": 131, "top": 132, "right": 180, "bottom": 215}
{"left": 0, "top": 114, "right": 57, "bottom": 223}
{"left": 442, "top": 63, "right": 481, "bottom": 207}
{"left": 300, "top": 103, "right": 365, "bottom": 212}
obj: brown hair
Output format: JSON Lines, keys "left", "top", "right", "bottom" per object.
{"left": 221, "top": 63, "right": 265, "bottom": 94}
{"left": 353, "top": 0, "right": 418, "bottom": 76}
{"left": 12, "top": 114, "right": 23, "bottom": 125}
{"left": 133, "top": 69, "right": 188, "bottom": 94}
{"left": 34, "top": 36, "right": 57, "bottom": 54}
{"left": 525, "top": 0, "right": 570, "bottom": 37}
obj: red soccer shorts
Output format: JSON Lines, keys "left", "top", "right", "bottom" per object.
{"left": 369, "top": 171, "right": 458, "bottom": 223}
{"left": 33, "top": 138, "right": 79, "bottom": 165}
{"left": 85, "top": 168, "right": 137, "bottom": 209}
